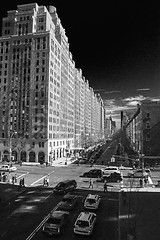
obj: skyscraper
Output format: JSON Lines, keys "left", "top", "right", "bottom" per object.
{"left": 0, "top": 3, "right": 105, "bottom": 164}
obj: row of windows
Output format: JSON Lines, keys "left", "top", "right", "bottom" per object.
{"left": 32, "top": 141, "right": 44, "bottom": 148}
{"left": 13, "top": 38, "right": 32, "bottom": 45}
{"left": 49, "top": 140, "right": 68, "bottom": 147}
{"left": 0, "top": 55, "right": 8, "bottom": 61}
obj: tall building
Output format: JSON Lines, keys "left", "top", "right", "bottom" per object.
{"left": 0, "top": 3, "right": 105, "bottom": 163}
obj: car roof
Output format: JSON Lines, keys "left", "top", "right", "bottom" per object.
{"left": 78, "top": 212, "right": 96, "bottom": 221}
{"left": 104, "top": 166, "right": 118, "bottom": 169}
{"left": 63, "top": 194, "right": 76, "bottom": 200}
{"left": 86, "top": 194, "right": 99, "bottom": 200}
{"left": 51, "top": 211, "right": 68, "bottom": 218}
{"left": 58, "top": 179, "right": 76, "bottom": 184}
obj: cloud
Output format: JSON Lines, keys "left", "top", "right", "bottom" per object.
{"left": 126, "top": 100, "right": 140, "bottom": 106}
{"left": 122, "top": 95, "right": 146, "bottom": 102}
{"left": 136, "top": 88, "right": 150, "bottom": 91}
{"left": 104, "top": 90, "right": 121, "bottom": 94}
{"left": 94, "top": 89, "right": 106, "bottom": 92}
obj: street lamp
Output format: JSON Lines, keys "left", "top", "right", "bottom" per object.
{"left": 9, "top": 131, "right": 17, "bottom": 163}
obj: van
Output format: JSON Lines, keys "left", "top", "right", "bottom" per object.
{"left": 53, "top": 180, "right": 77, "bottom": 194}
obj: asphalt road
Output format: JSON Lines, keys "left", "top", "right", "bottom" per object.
{"left": 0, "top": 187, "right": 119, "bottom": 240}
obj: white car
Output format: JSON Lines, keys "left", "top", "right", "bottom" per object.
{"left": 84, "top": 194, "right": 101, "bottom": 210}
{"left": 102, "top": 166, "right": 120, "bottom": 177}
{"left": 0, "top": 164, "right": 17, "bottom": 172}
{"left": 74, "top": 212, "right": 96, "bottom": 236}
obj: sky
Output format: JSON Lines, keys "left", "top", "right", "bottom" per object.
{"left": 1, "top": 1, "right": 160, "bottom": 128}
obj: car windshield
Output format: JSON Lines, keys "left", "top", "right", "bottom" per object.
{"left": 47, "top": 217, "right": 61, "bottom": 225}
{"left": 62, "top": 198, "right": 72, "bottom": 204}
{"left": 76, "top": 220, "right": 89, "bottom": 227}
{"left": 86, "top": 199, "right": 96, "bottom": 204}
{"left": 105, "top": 167, "right": 117, "bottom": 170}
{"left": 56, "top": 183, "right": 65, "bottom": 188}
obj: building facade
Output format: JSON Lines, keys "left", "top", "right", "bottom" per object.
{"left": 0, "top": 3, "right": 105, "bottom": 163}
{"left": 125, "top": 101, "right": 160, "bottom": 158}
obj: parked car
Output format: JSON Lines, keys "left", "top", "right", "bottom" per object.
{"left": 74, "top": 212, "right": 97, "bottom": 236}
{"left": 0, "top": 164, "right": 17, "bottom": 172}
{"left": 58, "top": 193, "right": 78, "bottom": 210}
{"left": 53, "top": 180, "right": 77, "bottom": 194}
{"left": 78, "top": 157, "right": 88, "bottom": 164}
{"left": 42, "top": 210, "right": 69, "bottom": 235}
{"left": 128, "top": 169, "right": 149, "bottom": 178}
{"left": 82, "top": 169, "right": 103, "bottom": 178}
{"left": 84, "top": 194, "right": 101, "bottom": 210}
{"left": 102, "top": 166, "right": 120, "bottom": 177}
{"left": 102, "top": 172, "right": 123, "bottom": 182}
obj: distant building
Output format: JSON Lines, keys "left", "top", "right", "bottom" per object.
{"left": 104, "top": 115, "right": 116, "bottom": 138}
{"left": 0, "top": 3, "right": 105, "bottom": 163}
{"left": 125, "top": 101, "right": 160, "bottom": 160}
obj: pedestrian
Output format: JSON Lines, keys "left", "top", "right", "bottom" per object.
{"left": 89, "top": 178, "right": 94, "bottom": 189}
{"left": 43, "top": 178, "right": 46, "bottom": 187}
{"left": 22, "top": 178, "right": 25, "bottom": 187}
{"left": 144, "top": 176, "right": 148, "bottom": 187}
{"left": 14, "top": 174, "right": 17, "bottom": 183}
{"left": 46, "top": 176, "right": 49, "bottom": 186}
{"left": 102, "top": 160, "right": 104, "bottom": 165}
{"left": 19, "top": 178, "right": 22, "bottom": 187}
{"left": 103, "top": 180, "right": 107, "bottom": 192}
{"left": 90, "top": 160, "right": 94, "bottom": 167}
{"left": 139, "top": 178, "right": 143, "bottom": 188}
{"left": 12, "top": 175, "right": 15, "bottom": 184}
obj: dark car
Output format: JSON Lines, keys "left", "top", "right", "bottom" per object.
{"left": 53, "top": 180, "right": 77, "bottom": 194}
{"left": 42, "top": 210, "right": 69, "bottom": 235}
{"left": 58, "top": 193, "right": 78, "bottom": 210}
{"left": 102, "top": 172, "right": 123, "bottom": 182}
{"left": 82, "top": 169, "right": 103, "bottom": 178}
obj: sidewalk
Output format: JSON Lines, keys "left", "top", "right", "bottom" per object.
{"left": 20, "top": 156, "right": 75, "bottom": 167}
{"left": 51, "top": 156, "right": 74, "bottom": 166}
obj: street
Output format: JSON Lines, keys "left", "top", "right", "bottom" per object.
{"left": 1, "top": 140, "right": 160, "bottom": 240}
{"left": 0, "top": 184, "right": 119, "bottom": 240}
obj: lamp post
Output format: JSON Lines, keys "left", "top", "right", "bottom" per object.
{"left": 9, "top": 131, "right": 17, "bottom": 163}
{"left": 49, "top": 147, "right": 54, "bottom": 165}
{"left": 65, "top": 145, "right": 68, "bottom": 165}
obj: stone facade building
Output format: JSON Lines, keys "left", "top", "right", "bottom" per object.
{"left": 0, "top": 3, "right": 105, "bottom": 163}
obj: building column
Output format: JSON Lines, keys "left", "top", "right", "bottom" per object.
{"left": 35, "top": 153, "right": 38, "bottom": 163}
{"left": 26, "top": 151, "right": 29, "bottom": 162}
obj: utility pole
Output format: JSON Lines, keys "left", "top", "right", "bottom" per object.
{"left": 141, "top": 154, "right": 145, "bottom": 188}
{"left": 9, "top": 131, "right": 17, "bottom": 163}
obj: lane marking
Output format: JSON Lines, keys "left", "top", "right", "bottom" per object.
{"left": 26, "top": 203, "right": 59, "bottom": 240}
{"left": 17, "top": 172, "right": 29, "bottom": 179}
{"left": 30, "top": 170, "right": 54, "bottom": 186}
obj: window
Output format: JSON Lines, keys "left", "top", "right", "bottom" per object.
{"left": 146, "top": 133, "right": 151, "bottom": 141}
{"left": 146, "top": 113, "right": 150, "bottom": 118}
{"left": 146, "top": 122, "right": 150, "bottom": 129}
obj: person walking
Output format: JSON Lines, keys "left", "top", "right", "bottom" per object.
{"left": 43, "top": 178, "right": 46, "bottom": 187}
{"left": 103, "top": 180, "right": 108, "bottom": 192}
{"left": 89, "top": 178, "right": 94, "bottom": 189}
{"left": 46, "top": 176, "right": 49, "bottom": 187}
